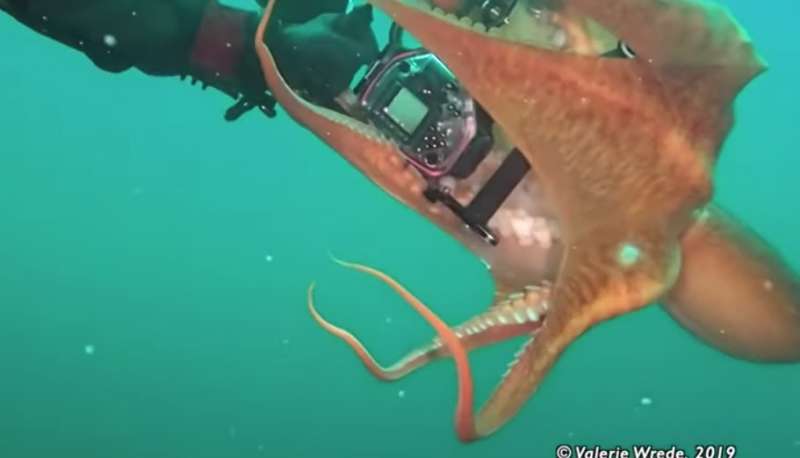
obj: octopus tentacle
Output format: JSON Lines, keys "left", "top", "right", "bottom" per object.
{"left": 311, "top": 259, "right": 562, "bottom": 441}
{"left": 311, "top": 259, "right": 478, "bottom": 440}
{"left": 307, "top": 282, "right": 440, "bottom": 381}
{"left": 449, "top": 285, "right": 549, "bottom": 346}
{"left": 665, "top": 204, "right": 800, "bottom": 362}
{"left": 308, "top": 279, "right": 550, "bottom": 381}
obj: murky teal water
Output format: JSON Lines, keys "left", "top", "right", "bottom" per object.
{"left": 1, "top": 1, "right": 799, "bottom": 457}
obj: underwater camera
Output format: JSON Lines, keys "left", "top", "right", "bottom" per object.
{"left": 353, "top": 24, "right": 492, "bottom": 180}
{"left": 353, "top": 21, "right": 531, "bottom": 246}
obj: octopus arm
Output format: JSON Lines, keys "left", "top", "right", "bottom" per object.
{"left": 664, "top": 204, "right": 800, "bottom": 362}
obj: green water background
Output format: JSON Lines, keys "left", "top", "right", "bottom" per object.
{"left": 1, "top": 1, "right": 799, "bottom": 456}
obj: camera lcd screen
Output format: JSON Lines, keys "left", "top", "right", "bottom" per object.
{"left": 386, "top": 87, "right": 428, "bottom": 136}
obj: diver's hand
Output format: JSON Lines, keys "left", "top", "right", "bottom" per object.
{"left": 272, "top": 4, "right": 379, "bottom": 104}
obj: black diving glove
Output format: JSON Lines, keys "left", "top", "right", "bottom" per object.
{"left": 267, "top": 4, "right": 380, "bottom": 108}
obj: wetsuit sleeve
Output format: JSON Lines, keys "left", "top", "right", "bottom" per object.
{"left": 0, "top": 0, "right": 350, "bottom": 120}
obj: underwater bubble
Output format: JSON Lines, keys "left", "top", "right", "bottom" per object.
{"left": 131, "top": 10, "right": 137, "bottom": 16}
{"left": 103, "top": 34, "right": 117, "bottom": 47}
{"left": 281, "top": 338, "right": 289, "bottom": 345}
{"left": 265, "top": 254, "right": 273, "bottom": 262}
{"left": 640, "top": 397, "right": 653, "bottom": 406}
{"left": 84, "top": 344, "right": 95, "bottom": 355}
{"left": 397, "top": 390, "right": 406, "bottom": 399}
{"left": 385, "top": 316, "right": 392, "bottom": 324}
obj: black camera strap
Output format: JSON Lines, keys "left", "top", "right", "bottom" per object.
{"left": 425, "top": 148, "right": 530, "bottom": 246}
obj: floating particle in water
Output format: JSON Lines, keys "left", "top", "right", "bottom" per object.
{"left": 385, "top": 316, "right": 393, "bottom": 325}
{"left": 397, "top": 390, "right": 406, "bottom": 399}
{"left": 265, "top": 254, "right": 274, "bottom": 262}
{"left": 640, "top": 397, "right": 653, "bottom": 406}
{"left": 103, "top": 34, "right": 117, "bottom": 47}
{"left": 257, "top": 444, "right": 265, "bottom": 453}
{"left": 764, "top": 280, "right": 774, "bottom": 292}
{"left": 281, "top": 338, "right": 289, "bottom": 345}
{"left": 567, "top": 431, "right": 575, "bottom": 438}
{"left": 228, "top": 425, "right": 237, "bottom": 438}
{"left": 84, "top": 344, "right": 95, "bottom": 355}
{"left": 131, "top": 10, "right": 137, "bottom": 16}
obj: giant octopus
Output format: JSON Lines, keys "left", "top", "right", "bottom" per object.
{"left": 254, "top": 0, "right": 799, "bottom": 442}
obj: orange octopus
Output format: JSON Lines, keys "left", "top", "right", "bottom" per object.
{"left": 255, "top": 0, "right": 799, "bottom": 442}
